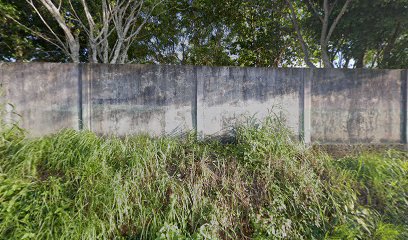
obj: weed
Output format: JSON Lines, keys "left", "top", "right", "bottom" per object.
{"left": 0, "top": 113, "right": 407, "bottom": 239}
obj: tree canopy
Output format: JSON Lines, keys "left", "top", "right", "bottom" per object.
{"left": 0, "top": 0, "right": 407, "bottom": 68}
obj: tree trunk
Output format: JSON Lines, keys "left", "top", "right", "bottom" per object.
{"left": 355, "top": 51, "right": 365, "bottom": 68}
{"left": 380, "top": 22, "right": 400, "bottom": 68}
{"left": 321, "top": 43, "right": 333, "bottom": 68}
{"left": 343, "top": 57, "right": 350, "bottom": 68}
{"left": 285, "top": 0, "right": 316, "bottom": 68}
{"left": 69, "top": 39, "right": 80, "bottom": 63}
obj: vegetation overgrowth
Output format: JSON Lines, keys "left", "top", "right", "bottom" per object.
{"left": 0, "top": 114, "right": 407, "bottom": 239}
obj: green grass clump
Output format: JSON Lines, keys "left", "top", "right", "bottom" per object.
{"left": 332, "top": 150, "right": 408, "bottom": 239}
{"left": 0, "top": 115, "right": 407, "bottom": 239}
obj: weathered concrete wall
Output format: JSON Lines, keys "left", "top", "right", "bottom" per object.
{"left": 196, "top": 67, "right": 303, "bottom": 137}
{"left": 311, "top": 69, "right": 404, "bottom": 143}
{"left": 0, "top": 62, "right": 406, "bottom": 144}
{"left": 0, "top": 63, "right": 79, "bottom": 136}
{"left": 81, "top": 64, "right": 195, "bottom": 136}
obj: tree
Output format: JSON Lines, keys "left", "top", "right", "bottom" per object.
{"left": 1, "top": 0, "right": 65, "bottom": 61}
{"left": 331, "top": 0, "right": 408, "bottom": 68}
{"left": 2, "top": 0, "right": 406, "bottom": 68}
{"left": 0, "top": 1, "right": 25, "bottom": 61}
{"left": 285, "top": 0, "right": 352, "bottom": 68}
{"left": 138, "top": 0, "right": 302, "bottom": 67}
{"left": 6, "top": 0, "right": 163, "bottom": 63}
{"left": 228, "top": 0, "right": 300, "bottom": 67}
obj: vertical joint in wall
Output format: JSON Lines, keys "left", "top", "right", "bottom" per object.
{"left": 303, "top": 68, "right": 312, "bottom": 145}
{"left": 299, "top": 69, "right": 304, "bottom": 142}
{"left": 192, "top": 67, "right": 198, "bottom": 134}
{"left": 403, "top": 69, "right": 408, "bottom": 147}
{"left": 406, "top": 69, "right": 408, "bottom": 146}
{"left": 78, "top": 63, "right": 83, "bottom": 130}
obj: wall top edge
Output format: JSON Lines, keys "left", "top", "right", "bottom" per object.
{"left": 0, "top": 61, "right": 406, "bottom": 72}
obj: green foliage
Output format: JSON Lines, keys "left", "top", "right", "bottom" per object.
{"left": 1, "top": 0, "right": 407, "bottom": 68}
{"left": 0, "top": 115, "right": 407, "bottom": 239}
{"left": 318, "top": 0, "right": 408, "bottom": 68}
{"left": 0, "top": 0, "right": 70, "bottom": 62}
{"left": 334, "top": 150, "right": 408, "bottom": 238}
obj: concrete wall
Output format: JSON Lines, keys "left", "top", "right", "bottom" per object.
{"left": 81, "top": 64, "right": 195, "bottom": 136}
{"left": 0, "top": 63, "right": 80, "bottom": 136}
{"left": 311, "top": 69, "right": 404, "bottom": 143}
{"left": 197, "top": 67, "right": 303, "bottom": 137}
{"left": 0, "top": 62, "right": 406, "bottom": 144}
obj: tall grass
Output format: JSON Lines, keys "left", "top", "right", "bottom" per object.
{"left": 0, "top": 113, "right": 407, "bottom": 239}
{"left": 332, "top": 150, "right": 408, "bottom": 239}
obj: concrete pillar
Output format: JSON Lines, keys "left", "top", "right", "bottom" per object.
{"left": 191, "top": 67, "right": 198, "bottom": 133}
{"left": 403, "top": 69, "right": 408, "bottom": 145}
{"left": 80, "top": 63, "right": 92, "bottom": 131}
{"left": 195, "top": 66, "right": 207, "bottom": 139}
{"left": 77, "top": 64, "right": 83, "bottom": 130}
{"left": 302, "top": 68, "right": 312, "bottom": 145}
